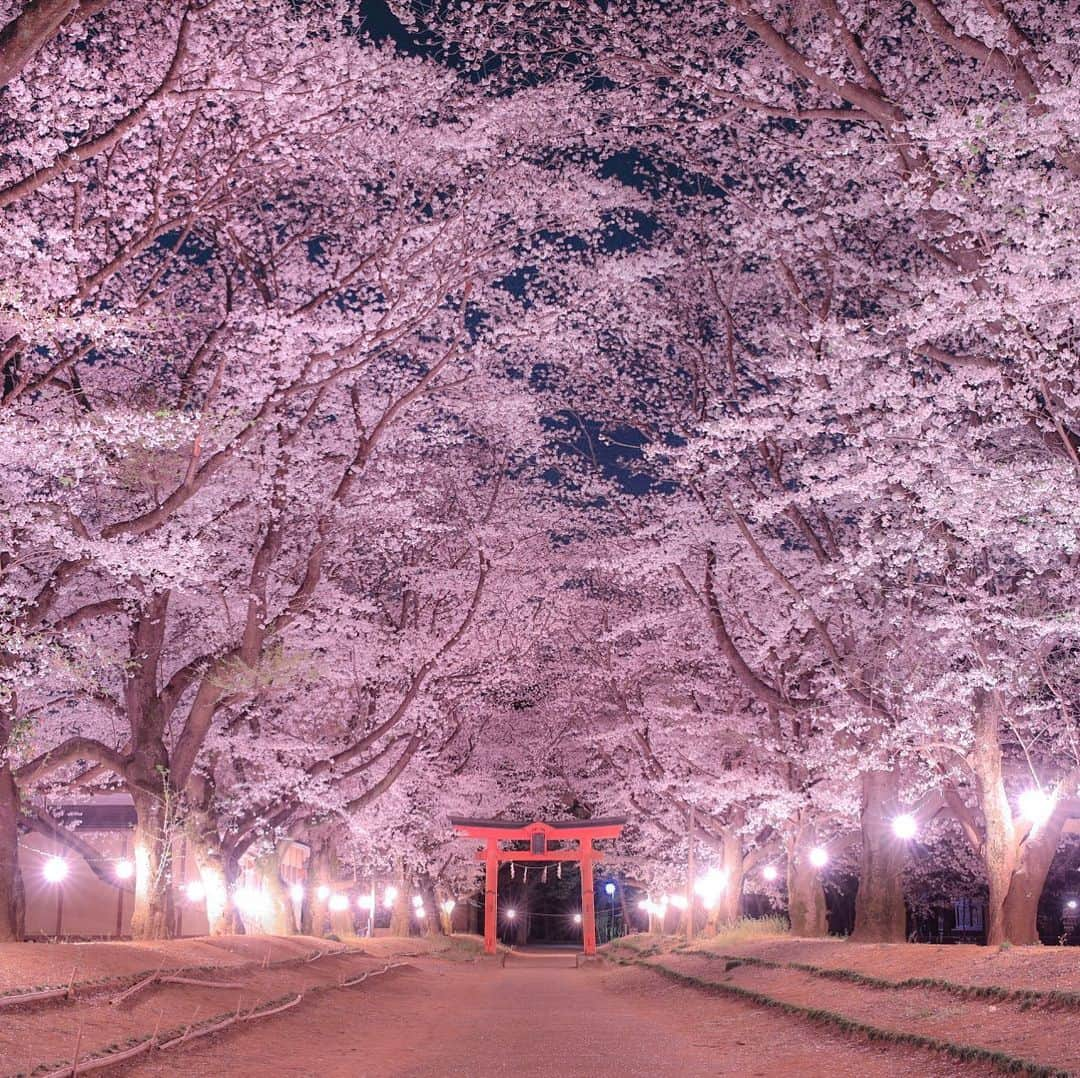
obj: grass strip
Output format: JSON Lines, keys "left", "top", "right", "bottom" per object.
{"left": 0, "top": 943, "right": 353, "bottom": 1012}
{"left": 685, "top": 950, "right": 1080, "bottom": 1012}
{"left": 636, "top": 958, "right": 1070, "bottom": 1078}
{"left": 13, "top": 959, "right": 406, "bottom": 1077}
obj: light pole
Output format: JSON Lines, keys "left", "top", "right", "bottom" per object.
{"left": 604, "top": 881, "right": 616, "bottom": 942}
{"left": 44, "top": 857, "right": 68, "bottom": 938}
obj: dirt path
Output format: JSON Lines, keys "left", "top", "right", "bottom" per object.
{"left": 123, "top": 954, "right": 993, "bottom": 1077}
{"left": 624, "top": 944, "right": 1079, "bottom": 1077}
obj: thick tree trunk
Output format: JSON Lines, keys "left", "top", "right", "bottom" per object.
{"left": 191, "top": 833, "right": 241, "bottom": 937}
{"left": 787, "top": 831, "right": 828, "bottom": 937}
{"left": 852, "top": 770, "right": 908, "bottom": 943}
{"left": 969, "top": 693, "right": 1018, "bottom": 946}
{"left": 389, "top": 858, "right": 410, "bottom": 936}
{"left": 129, "top": 785, "right": 175, "bottom": 940}
{"left": 258, "top": 842, "right": 297, "bottom": 936}
{"left": 308, "top": 843, "right": 332, "bottom": 938}
{"left": 187, "top": 811, "right": 241, "bottom": 935}
{"left": 698, "top": 828, "right": 746, "bottom": 936}
{"left": 1001, "top": 812, "right": 1069, "bottom": 945}
{"left": 419, "top": 875, "right": 443, "bottom": 936}
{"left": 0, "top": 762, "right": 24, "bottom": 941}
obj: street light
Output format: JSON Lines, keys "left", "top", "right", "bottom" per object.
{"left": 43, "top": 857, "right": 67, "bottom": 938}
{"left": 809, "top": 847, "right": 829, "bottom": 869}
{"left": 694, "top": 868, "right": 728, "bottom": 910}
{"left": 892, "top": 814, "right": 918, "bottom": 840}
{"left": 114, "top": 859, "right": 134, "bottom": 881}
{"left": 604, "top": 882, "right": 616, "bottom": 897}
{"left": 290, "top": 884, "right": 304, "bottom": 903}
{"left": 43, "top": 857, "right": 68, "bottom": 884}
{"left": 762, "top": 865, "right": 779, "bottom": 882}
{"left": 1018, "top": 788, "right": 1053, "bottom": 826}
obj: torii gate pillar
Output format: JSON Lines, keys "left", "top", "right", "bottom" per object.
{"left": 579, "top": 840, "right": 597, "bottom": 955}
{"left": 483, "top": 839, "right": 498, "bottom": 956}
{"left": 450, "top": 817, "right": 626, "bottom": 957}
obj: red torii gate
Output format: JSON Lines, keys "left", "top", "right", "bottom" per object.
{"left": 450, "top": 816, "right": 626, "bottom": 956}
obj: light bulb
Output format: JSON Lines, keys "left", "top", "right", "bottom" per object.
{"left": 762, "top": 865, "right": 779, "bottom": 882}
{"left": 1018, "top": 788, "right": 1053, "bottom": 826}
{"left": 809, "top": 847, "right": 828, "bottom": 869}
{"left": 114, "top": 859, "right": 134, "bottom": 880}
{"left": 43, "top": 857, "right": 68, "bottom": 884}
{"left": 892, "top": 814, "right": 918, "bottom": 840}
{"left": 186, "top": 880, "right": 206, "bottom": 902}
{"left": 290, "top": 884, "right": 304, "bottom": 903}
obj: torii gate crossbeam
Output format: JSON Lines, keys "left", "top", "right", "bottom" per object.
{"left": 449, "top": 817, "right": 626, "bottom": 956}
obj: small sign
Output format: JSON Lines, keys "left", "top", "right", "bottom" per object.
{"left": 530, "top": 833, "right": 546, "bottom": 854}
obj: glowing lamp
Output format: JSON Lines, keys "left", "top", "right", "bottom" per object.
{"left": 694, "top": 868, "right": 728, "bottom": 909}
{"left": 416, "top": 906, "right": 426, "bottom": 919}
{"left": 762, "top": 865, "right": 779, "bottom": 882}
{"left": 383, "top": 885, "right": 398, "bottom": 909}
{"left": 637, "top": 899, "right": 651, "bottom": 912}
{"left": 604, "top": 882, "right": 616, "bottom": 896}
{"left": 1066, "top": 899, "right": 1077, "bottom": 911}
{"left": 573, "top": 913, "right": 582, "bottom": 924}
{"left": 809, "top": 847, "right": 829, "bottom": 869}
{"left": 289, "top": 884, "right": 304, "bottom": 903}
{"left": 328, "top": 894, "right": 349, "bottom": 913}
{"left": 316, "top": 884, "right": 331, "bottom": 901}
{"left": 668, "top": 894, "right": 688, "bottom": 910}
{"left": 114, "top": 859, "right": 134, "bottom": 881}
{"left": 186, "top": 880, "right": 206, "bottom": 903}
{"left": 411, "top": 894, "right": 424, "bottom": 908}
{"left": 43, "top": 857, "right": 68, "bottom": 884}
{"left": 892, "top": 814, "right": 918, "bottom": 840}
{"left": 1018, "top": 788, "right": 1053, "bottom": 826}
{"left": 505, "top": 908, "right": 516, "bottom": 919}
{"left": 234, "top": 887, "right": 265, "bottom": 915}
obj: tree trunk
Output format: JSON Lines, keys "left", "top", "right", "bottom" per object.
{"left": 389, "top": 859, "right": 410, "bottom": 936}
{"left": 698, "top": 828, "right": 746, "bottom": 935}
{"left": 787, "top": 831, "right": 828, "bottom": 937}
{"left": 188, "top": 814, "right": 241, "bottom": 935}
{"left": 307, "top": 841, "right": 331, "bottom": 938}
{"left": 129, "top": 785, "right": 175, "bottom": 940}
{"left": 970, "top": 692, "right": 1019, "bottom": 946}
{"left": 1001, "top": 810, "right": 1069, "bottom": 945}
{"left": 852, "top": 769, "right": 908, "bottom": 943}
{"left": 0, "top": 761, "right": 24, "bottom": 941}
{"left": 419, "top": 876, "right": 443, "bottom": 936}
{"left": 258, "top": 842, "right": 297, "bottom": 936}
